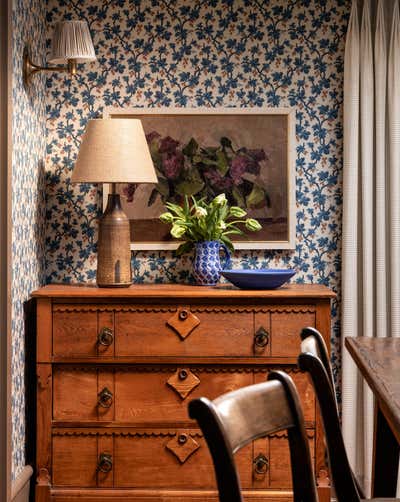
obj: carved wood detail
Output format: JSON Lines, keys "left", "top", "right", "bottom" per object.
{"left": 167, "top": 368, "right": 201, "bottom": 399}
{"left": 52, "top": 429, "right": 204, "bottom": 438}
{"left": 166, "top": 309, "right": 201, "bottom": 340}
{"left": 53, "top": 304, "right": 316, "bottom": 315}
{"left": 165, "top": 433, "right": 200, "bottom": 463}
{"left": 36, "top": 467, "right": 51, "bottom": 485}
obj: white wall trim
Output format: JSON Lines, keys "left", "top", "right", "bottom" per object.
{"left": 11, "top": 465, "right": 33, "bottom": 502}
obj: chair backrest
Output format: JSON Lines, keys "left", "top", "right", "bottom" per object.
{"left": 300, "top": 327, "right": 337, "bottom": 406}
{"left": 298, "top": 328, "right": 361, "bottom": 502}
{"left": 188, "top": 370, "right": 319, "bottom": 502}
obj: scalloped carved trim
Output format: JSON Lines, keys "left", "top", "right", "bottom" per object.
{"left": 53, "top": 305, "right": 177, "bottom": 313}
{"left": 52, "top": 429, "right": 204, "bottom": 438}
{"left": 269, "top": 428, "right": 315, "bottom": 439}
{"left": 51, "top": 428, "right": 314, "bottom": 439}
{"left": 54, "top": 365, "right": 301, "bottom": 374}
{"left": 53, "top": 304, "right": 316, "bottom": 315}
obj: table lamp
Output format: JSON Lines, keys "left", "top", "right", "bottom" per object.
{"left": 72, "top": 119, "right": 157, "bottom": 287}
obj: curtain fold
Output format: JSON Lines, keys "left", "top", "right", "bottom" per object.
{"left": 342, "top": 0, "right": 400, "bottom": 495}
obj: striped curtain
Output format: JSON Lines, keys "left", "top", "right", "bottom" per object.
{"left": 342, "top": 0, "right": 400, "bottom": 495}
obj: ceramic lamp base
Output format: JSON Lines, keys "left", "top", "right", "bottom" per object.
{"left": 97, "top": 191, "right": 132, "bottom": 288}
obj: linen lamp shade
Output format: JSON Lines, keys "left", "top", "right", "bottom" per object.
{"left": 72, "top": 118, "right": 157, "bottom": 288}
{"left": 72, "top": 119, "right": 158, "bottom": 184}
{"left": 49, "top": 20, "right": 96, "bottom": 64}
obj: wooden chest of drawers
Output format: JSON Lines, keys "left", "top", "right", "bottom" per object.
{"left": 32, "top": 283, "right": 334, "bottom": 502}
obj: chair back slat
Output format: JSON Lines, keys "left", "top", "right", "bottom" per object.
{"left": 213, "top": 380, "right": 294, "bottom": 452}
{"left": 298, "top": 328, "right": 361, "bottom": 502}
{"left": 189, "top": 370, "right": 319, "bottom": 502}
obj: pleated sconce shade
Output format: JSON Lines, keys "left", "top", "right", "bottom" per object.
{"left": 49, "top": 20, "right": 96, "bottom": 64}
{"left": 72, "top": 119, "right": 158, "bottom": 183}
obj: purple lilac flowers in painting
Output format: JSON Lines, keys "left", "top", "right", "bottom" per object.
{"left": 123, "top": 133, "right": 271, "bottom": 210}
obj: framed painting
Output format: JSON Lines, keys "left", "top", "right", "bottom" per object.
{"left": 103, "top": 107, "right": 295, "bottom": 250}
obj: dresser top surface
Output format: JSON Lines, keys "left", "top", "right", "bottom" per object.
{"left": 31, "top": 283, "right": 335, "bottom": 299}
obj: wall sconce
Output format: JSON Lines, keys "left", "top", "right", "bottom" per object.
{"left": 23, "top": 20, "right": 96, "bottom": 86}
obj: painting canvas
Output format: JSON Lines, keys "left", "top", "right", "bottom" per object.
{"left": 104, "top": 108, "right": 295, "bottom": 250}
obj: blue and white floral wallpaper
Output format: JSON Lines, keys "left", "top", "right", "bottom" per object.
{"left": 45, "top": 0, "right": 349, "bottom": 376}
{"left": 11, "top": 0, "right": 47, "bottom": 479}
{"left": 11, "top": 0, "right": 351, "bottom": 480}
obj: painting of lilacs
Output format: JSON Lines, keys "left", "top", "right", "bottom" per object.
{"left": 112, "top": 112, "right": 292, "bottom": 248}
{"left": 123, "top": 133, "right": 270, "bottom": 210}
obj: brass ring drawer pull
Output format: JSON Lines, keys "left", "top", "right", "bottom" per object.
{"left": 253, "top": 453, "right": 269, "bottom": 474}
{"left": 97, "top": 387, "right": 113, "bottom": 408}
{"left": 98, "top": 327, "right": 114, "bottom": 346}
{"left": 97, "top": 453, "right": 113, "bottom": 473}
{"left": 254, "top": 327, "right": 269, "bottom": 349}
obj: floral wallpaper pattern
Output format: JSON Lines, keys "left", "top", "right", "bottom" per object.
{"left": 11, "top": 0, "right": 47, "bottom": 479}
{"left": 45, "top": 0, "right": 348, "bottom": 380}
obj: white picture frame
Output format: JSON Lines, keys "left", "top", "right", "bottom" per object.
{"left": 103, "top": 107, "right": 296, "bottom": 250}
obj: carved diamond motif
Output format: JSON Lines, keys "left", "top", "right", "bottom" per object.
{"left": 166, "top": 308, "right": 200, "bottom": 340}
{"left": 165, "top": 433, "right": 200, "bottom": 463}
{"left": 167, "top": 368, "right": 200, "bottom": 399}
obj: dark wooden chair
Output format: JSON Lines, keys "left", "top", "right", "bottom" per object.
{"left": 188, "top": 370, "right": 319, "bottom": 502}
{"left": 298, "top": 327, "right": 400, "bottom": 502}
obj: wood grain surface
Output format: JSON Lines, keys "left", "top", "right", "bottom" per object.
{"left": 34, "top": 284, "right": 333, "bottom": 502}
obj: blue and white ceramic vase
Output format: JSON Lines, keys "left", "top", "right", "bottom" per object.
{"left": 192, "top": 240, "right": 231, "bottom": 286}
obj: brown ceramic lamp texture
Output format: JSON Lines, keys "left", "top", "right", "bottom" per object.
{"left": 97, "top": 185, "right": 131, "bottom": 287}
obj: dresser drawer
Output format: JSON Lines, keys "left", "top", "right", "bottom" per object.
{"left": 52, "top": 430, "right": 252, "bottom": 489}
{"left": 53, "top": 367, "right": 315, "bottom": 425}
{"left": 52, "top": 304, "right": 318, "bottom": 360}
{"left": 53, "top": 367, "right": 253, "bottom": 423}
{"left": 114, "top": 367, "right": 253, "bottom": 423}
{"left": 51, "top": 429, "right": 314, "bottom": 490}
{"left": 115, "top": 307, "right": 255, "bottom": 357}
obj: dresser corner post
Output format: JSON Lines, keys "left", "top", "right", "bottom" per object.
{"left": 36, "top": 298, "right": 52, "bottom": 363}
{"left": 36, "top": 295, "right": 52, "bottom": 501}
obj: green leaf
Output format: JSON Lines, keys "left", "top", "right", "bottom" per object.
{"left": 220, "top": 235, "right": 234, "bottom": 252}
{"left": 175, "top": 241, "right": 194, "bottom": 256}
{"left": 246, "top": 184, "right": 265, "bottom": 208}
{"left": 182, "top": 138, "right": 198, "bottom": 157}
{"left": 216, "top": 150, "right": 229, "bottom": 176}
{"left": 232, "top": 186, "right": 246, "bottom": 208}
{"left": 175, "top": 180, "right": 205, "bottom": 196}
{"left": 155, "top": 178, "right": 170, "bottom": 198}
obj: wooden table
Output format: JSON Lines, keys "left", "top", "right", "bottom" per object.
{"left": 345, "top": 337, "right": 400, "bottom": 497}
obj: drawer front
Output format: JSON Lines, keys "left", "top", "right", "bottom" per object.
{"left": 115, "top": 368, "right": 253, "bottom": 423}
{"left": 53, "top": 367, "right": 252, "bottom": 423}
{"left": 51, "top": 429, "right": 314, "bottom": 490}
{"left": 52, "top": 304, "right": 317, "bottom": 359}
{"left": 115, "top": 307, "right": 255, "bottom": 357}
{"left": 52, "top": 430, "right": 252, "bottom": 489}
{"left": 53, "top": 367, "right": 315, "bottom": 425}
{"left": 53, "top": 307, "right": 114, "bottom": 357}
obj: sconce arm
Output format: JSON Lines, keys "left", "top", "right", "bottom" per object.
{"left": 23, "top": 46, "right": 77, "bottom": 86}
